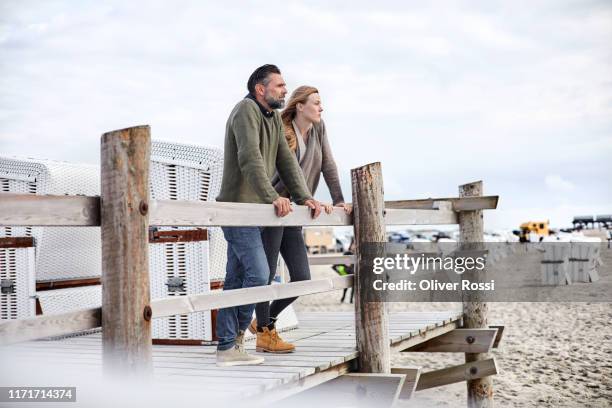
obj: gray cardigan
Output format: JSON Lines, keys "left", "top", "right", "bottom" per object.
{"left": 272, "top": 119, "right": 345, "bottom": 205}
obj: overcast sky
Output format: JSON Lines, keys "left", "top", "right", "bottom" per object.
{"left": 1, "top": 1, "right": 611, "bottom": 230}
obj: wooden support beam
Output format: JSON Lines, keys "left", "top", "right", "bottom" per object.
{"left": 489, "top": 325, "right": 505, "bottom": 349}
{"left": 308, "top": 254, "right": 355, "bottom": 265}
{"left": 402, "top": 328, "right": 498, "bottom": 353}
{"left": 416, "top": 359, "right": 498, "bottom": 391}
{"left": 151, "top": 275, "right": 353, "bottom": 318}
{"left": 385, "top": 195, "right": 499, "bottom": 211}
{"left": 0, "top": 308, "right": 101, "bottom": 346}
{"left": 384, "top": 207, "right": 458, "bottom": 225}
{"left": 352, "top": 162, "right": 390, "bottom": 374}
{"left": 100, "top": 125, "right": 152, "bottom": 375}
{"left": 0, "top": 193, "right": 100, "bottom": 226}
{"left": 391, "top": 366, "right": 421, "bottom": 400}
{"left": 459, "top": 180, "right": 493, "bottom": 407}
{"left": 391, "top": 319, "right": 462, "bottom": 352}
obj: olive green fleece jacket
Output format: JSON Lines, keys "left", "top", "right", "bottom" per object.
{"left": 216, "top": 97, "right": 312, "bottom": 204}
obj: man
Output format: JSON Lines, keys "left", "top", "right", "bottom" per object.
{"left": 215, "top": 64, "right": 322, "bottom": 366}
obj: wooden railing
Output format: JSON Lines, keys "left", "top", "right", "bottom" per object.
{"left": 0, "top": 194, "right": 472, "bottom": 227}
{"left": 0, "top": 125, "right": 499, "bottom": 407}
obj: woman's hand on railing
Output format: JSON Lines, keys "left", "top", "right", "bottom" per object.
{"left": 322, "top": 203, "right": 334, "bottom": 214}
{"left": 336, "top": 203, "right": 353, "bottom": 215}
{"left": 304, "top": 199, "right": 322, "bottom": 218}
{"left": 273, "top": 197, "right": 293, "bottom": 217}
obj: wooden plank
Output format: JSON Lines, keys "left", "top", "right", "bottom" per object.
{"left": 152, "top": 368, "right": 296, "bottom": 383}
{"left": 36, "top": 278, "right": 101, "bottom": 291}
{"left": 352, "top": 162, "right": 390, "bottom": 374}
{"left": 242, "top": 353, "right": 345, "bottom": 363}
{"left": 291, "top": 341, "right": 354, "bottom": 348}
{"left": 24, "top": 347, "right": 350, "bottom": 367}
{"left": 149, "top": 200, "right": 351, "bottom": 227}
{"left": 151, "top": 275, "right": 353, "bottom": 318}
{"left": 9, "top": 344, "right": 320, "bottom": 377}
{"left": 148, "top": 199, "right": 463, "bottom": 227}
{"left": 5, "top": 347, "right": 338, "bottom": 371}
{"left": 51, "top": 339, "right": 357, "bottom": 353}
{"left": 278, "top": 373, "right": 405, "bottom": 407}
{"left": 308, "top": 254, "right": 355, "bottom": 265}
{"left": 385, "top": 196, "right": 499, "bottom": 211}
{"left": 299, "top": 311, "right": 460, "bottom": 319}
{"left": 8, "top": 351, "right": 280, "bottom": 392}
{"left": 151, "top": 374, "right": 266, "bottom": 394}
{"left": 403, "top": 329, "right": 498, "bottom": 353}
{"left": 391, "top": 366, "right": 421, "bottom": 399}
{"left": 391, "top": 320, "right": 462, "bottom": 351}
{"left": 0, "top": 236, "right": 34, "bottom": 248}
{"left": 100, "top": 125, "right": 152, "bottom": 374}
{"left": 153, "top": 376, "right": 264, "bottom": 395}
{"left": 415, "top": 358, "right": 498, "bottom": 391}
{"left": 298, "top": 319, "right": 354, "bottom": 325}
{"left": 459, "top": 180, "right": 493, "bottom": 407}
{"left": 0, "top": 195, "right": 496, "bottom": 228}
{"left": 255, "top": 362, "right": 352, "bottom": 404}
{"left": 384, "top": 208, "right": 458, "bottom": 225}
{"left": 0, "top": 307, "right": 101, "bottom": 346}
{"left": 490, "top": 325, "right": 505, "bottom": 349}
{"left": 0, "top": 193, "right": 100, "bottom": 226}
{"left": 149, "top": 228, "right": 207, "bottom": 243}
{"left": 159, "top": 371, "right": 283, "bottom": 386}
{"left": 1, "top": 351, "right": 264, "bottom": 397}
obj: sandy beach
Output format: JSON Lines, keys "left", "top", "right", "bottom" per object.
{"left": 294, "top": 246, "right": 612, "bottom": 407}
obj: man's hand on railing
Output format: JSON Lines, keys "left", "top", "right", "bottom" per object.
{"left": 304, "top": 199, "right": 322, "bottom": 218}
{"left": 273, "top": 197, "right": 293, "bottom": 217}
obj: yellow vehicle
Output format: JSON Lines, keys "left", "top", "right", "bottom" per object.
{"left": 519, "top": 220, "right": 550, "bottom": 242}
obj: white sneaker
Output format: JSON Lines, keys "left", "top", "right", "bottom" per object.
{"left": 216, "top": 345, "right": 264, "bottom": 367}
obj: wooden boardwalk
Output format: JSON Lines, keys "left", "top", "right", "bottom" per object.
{"left": 0, "top": 129, "right": 500, "bottom": 407}
{"left": 1, "top": 311, "right": 462, "bottom": 403}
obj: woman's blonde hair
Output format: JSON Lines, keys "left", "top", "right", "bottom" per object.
{"left": 281, "top": 86, "right": 319, "bottom": 152}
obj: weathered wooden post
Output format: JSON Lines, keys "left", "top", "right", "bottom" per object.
{"left": 351, "top": 162, "right": 390, "bottom": 373}
{"left": 100, "top": 125, "right": 152, "bottom": 375}
{"left": 459, "top": 181, "right": 493, "bottom": 407}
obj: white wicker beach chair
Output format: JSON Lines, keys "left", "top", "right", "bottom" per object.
{"left": 0, "top": 157, "right": 101, "bottom": 281}
{"left": 0, "top": 157, "right": 100, "bottom": 323}
{"left": 148, "top": 140, "right": 225, "bottom": 342}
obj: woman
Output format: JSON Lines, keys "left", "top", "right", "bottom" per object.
{"left": 250, "top": 86, "right": 352, "bottom": 353}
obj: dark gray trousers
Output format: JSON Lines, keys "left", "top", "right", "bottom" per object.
{"left": 255, "top": 226, "right": 311, "bottom": 328}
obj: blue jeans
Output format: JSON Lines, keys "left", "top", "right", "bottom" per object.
{"left": 216, "top": 227, "right": 270, "bottom": 351}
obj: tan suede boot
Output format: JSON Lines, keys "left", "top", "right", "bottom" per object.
{"left": 248, "top": 318, "right": 257, "bottom": 334}
{"left": 256, "top": 327, "right": 295, "bottom": 353}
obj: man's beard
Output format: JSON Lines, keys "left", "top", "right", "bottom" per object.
{"left": 265, "top": 94, "right": 285, "bottom": 110}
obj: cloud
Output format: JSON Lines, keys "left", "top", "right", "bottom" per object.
{"left": 0, "top": 0, "right": 611, "bottom": 230}
{"left": 544, "top": 174, "right": 576, "bottom": 193}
